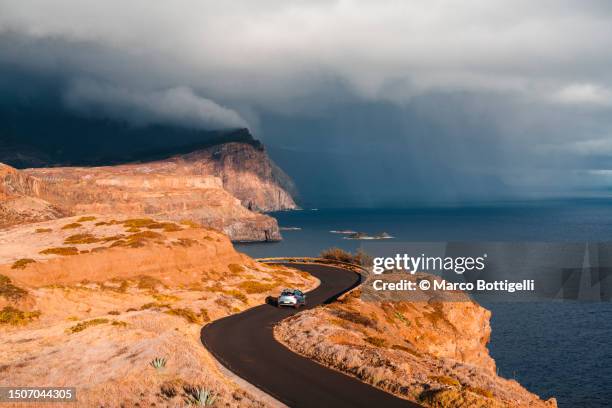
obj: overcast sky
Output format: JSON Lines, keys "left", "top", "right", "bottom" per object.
{"left": 2, "top": 0, "right": 612, "bottom": 206}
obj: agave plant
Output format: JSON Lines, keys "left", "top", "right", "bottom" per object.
{"left": 150, "top": 357, "right": 167, "bottom": 370}
{"left": 186, "top": 387, "right": 217, "bottom": 406}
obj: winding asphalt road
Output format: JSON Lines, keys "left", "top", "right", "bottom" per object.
{"left": 200, "top": 263, "right": 420, "bottom": 408}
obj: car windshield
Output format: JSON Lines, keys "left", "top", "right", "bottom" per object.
{"left": 281, "top": 290, "right": 294, "bottom": 296}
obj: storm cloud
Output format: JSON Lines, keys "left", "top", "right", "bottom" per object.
{"left": 64, "top": 80, "right": 248, "bottom": 130}
{"left": 2, "top": 0, "right": 612, "bottom": 205}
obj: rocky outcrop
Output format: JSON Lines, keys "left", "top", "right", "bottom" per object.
{"left": 275, "top": 275, "right": 557, "bottom": 408}
{"left": 0, "top": 138, "right": 297, "bottom": 242}
{"left": 0, "top": 164, "right": 66, "bottom": 226}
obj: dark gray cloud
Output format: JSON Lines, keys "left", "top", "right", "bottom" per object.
{"left": 2, "top": 1, "right": 612, "bottom": 205}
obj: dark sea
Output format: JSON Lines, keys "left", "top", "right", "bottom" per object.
{"left": 236, "top": 201, "right": 612, "bottom": 407}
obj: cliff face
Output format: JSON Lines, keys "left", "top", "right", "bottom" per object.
{"left": 0, "top": 139, "right": 297, "bottom": 241}
{"left": 181, "top": 142, "right": 297, "bottom": 212}
{"left": 275, "top": 278, "right": 557, "bottom": 408}
{"left": 0, "top": 164, "right": 66, "bottom": 225}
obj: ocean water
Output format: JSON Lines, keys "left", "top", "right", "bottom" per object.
{"left": 236, "top": 201, "right": 612, "bottom": 407}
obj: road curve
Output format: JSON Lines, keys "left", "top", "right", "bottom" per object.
{"left": 201, "top": 263, "right": 420, "bottom": 408}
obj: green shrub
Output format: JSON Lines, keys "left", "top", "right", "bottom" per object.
{"left": 150, "top": 357, "right": 167, "bottom": 370}
{"left": 186, "top": 388, "right": 217, "bottom": 406}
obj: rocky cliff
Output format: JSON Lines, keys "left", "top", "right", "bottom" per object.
{"left": 275, "top": 274, "right": 557, "bottom": 408}
{"left": 180, "top": 142, "right": 297, "bottom": 212}
{"left": 0, "top": 139, "right": 297, "bottom": 241}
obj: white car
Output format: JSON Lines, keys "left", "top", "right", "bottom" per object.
{"left": 277, "top": 289, "right": 306, "bottom": 308}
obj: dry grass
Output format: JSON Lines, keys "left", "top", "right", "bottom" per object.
{"left": 64, "top": 233, "right": 100, "bottom": 245}
{"left": 35, "top": 228, "right": 52, "bottom": 233}
{"left": 40, "top": 246, "right": 79, "bottom": 256}
{"left": 391, "top": 344, "right": 422, "bottom": 357}
{"left": 364, "top": 336, "right": 387, "bottom": 347}
{"left": 100, "top": 234, "right": 125, "bottom": 242}
{"left": 11, "top": 258, "right": 36, "bottom": 270}
{"left": 152, "top": 293, "right": 180, "bottom": 302}
{"left": 0, "top": 275, "right": 28, "bottom": 300}
{"left": 140, "top": 302, "right": 171, "bottom": 311}
{"left": 226, "top": 290, "right": 248, "bottom": 303}
{"left": 137, "top": 275, "right": 165, "bottom": 291}
{"left": 122, "top": 218, "right": 157, "bottom": 228}
{"left": 110, "top": 231, "right": 166, "bottom": 248}
{"left": 429, "top": 375, "right": 461, "bottom": 387}
{"left": 121, "top": 219, "right": 182, "bottom": 232}
{"left": 332, "top": 308, "right": 377, "bottom": 328}
{"left": 0, "top": 306, "right": 41, "bottom": 325}
{"left": 200, "top": 308, "right": 210, "bottom": 322}
{"left": 237, "top": 280, "right": 277, "bottom": 294}
{"left": 61, "top": 222, "right": 82, "bottom": 230}
{"left": 465, "top": 385, "right": 494, "bottom": 398}
{"left": 162, "top": 223, "right": 182, "bottom": 232}
{"left": 67, "top": 318, "right": 110, "bottom": 333}
{"left": 164, "top": 307, "right": 203, "bottom": 324}
{"left": 172, "top": 238, "right": 198, "bottom": 247}
{"left": 77, "top": 216, "right": 97, "bottom": 222}
{"left": 180, "top": 219, "right": 201, "bottom": 228}
{"left": 228, "top": 263, "right": 244, "bottom": 274}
